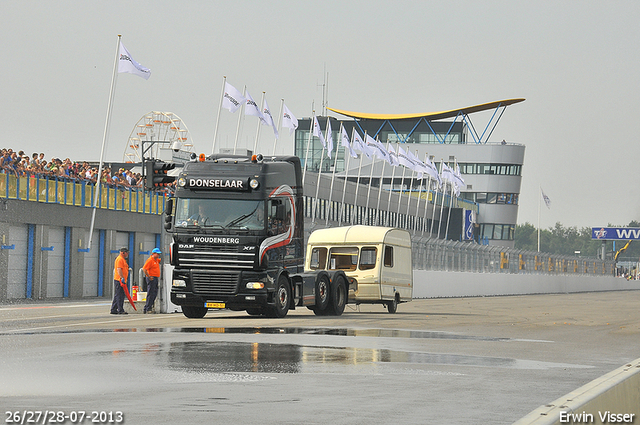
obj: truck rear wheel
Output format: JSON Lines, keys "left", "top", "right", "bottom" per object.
{"left": 314, "top": 275, "right": 330, "bottom": 313}
{"left": 328, "top": 274, "right": 347, "bottom": 316}
{"left": 182, "top": 306, "right": 208, "bottom": 318}
{"left": 267, "top": 276, "right": 291, "bottom": 318}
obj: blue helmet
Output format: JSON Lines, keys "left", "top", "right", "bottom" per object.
{"left": 152, "top": 248, "right": 162, "bottom": 254}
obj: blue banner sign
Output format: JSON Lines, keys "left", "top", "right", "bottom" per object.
{"left": 463, "top": 210, "right": 475, "bottom": 241}
{"left": 592, "top": 227, "right": 640, "bottom": 240}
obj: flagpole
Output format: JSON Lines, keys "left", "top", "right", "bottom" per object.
{"left": 311, "top": 117, "right": 329, "bottom": 226}
{"left": 405, "top": 154, "right": 416, "bottom": 230}
{"left": 420, "top": 154, "right": 432, "bottom": 237}
{"left": 211, "top": 76, "right": 226, "bottom": 155}
{"left": 538, "top": 186, "right": 541, "bottom": 252}
{"left": 338, "top": 126, "right": 354, "bottom": 226}
{"left": 364, "top": 138, "right": 378, "bottom": 226}
{"left": 437, "top": 161, "right": 448, "bottom": 239}
{"left": 374, "top": 142, "right": 390, "bottom": 226}
{"left": 302, "top": 108, "right": 315, "bottom": 186}
{"left": 311, "top": 147, "right": 325, "bottom": 226}
{"left": 273, "top": 99, "right": 284, "bottom": 156}
{"left": 253, "top": 92, "right": 266, "bottom": 155}
{"left": 414, "top": 150, "right": 425, "bottom": 236}
{"left": 233, "top": 85, "right": 246, "bottom": 154}
{"left": 444, "top": 159, "right": 456, "bottom": 240}
{"left": 88, "top": 34, "right": 121, "bottom": 250}
{"left": 385, "top": 144, "right": 398, "bottom": 226}
{"left": 395, "top": 152, "right": 407, "bottom": 227}
{"left": 325, "top": 122, "right": 342, "bottom": 226}
{"left": 352, "top": 131, "right": 367, "bottom": 225}
{"left": 430, "top": 161, "right": 442, "bottom": 237}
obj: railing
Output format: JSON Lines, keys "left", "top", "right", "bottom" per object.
{"left": 0, "top": 171, "right": 166, "bottom": 214}
{"left": 412, "top": 237, "right": 615, "bottom": 277}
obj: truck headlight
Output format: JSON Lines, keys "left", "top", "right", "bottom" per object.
{"left": 173, "top": 279, "right": 186, "bottom": 288}
{"left": 249, "top": 178, "right": 259, "bottom": 189}
{"left": 246, "top": 282, "right": 264, "bottom": 289}
{"left": 177, "top": 177, "right": 187, "bottom": 187}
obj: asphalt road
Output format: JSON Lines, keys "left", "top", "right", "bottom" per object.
{"left": 2, "top": 290, "right": 640, "bottom": 424}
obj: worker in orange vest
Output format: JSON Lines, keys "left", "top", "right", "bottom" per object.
{"left": 142, "top": 248, "right": 162, "bottom": 313}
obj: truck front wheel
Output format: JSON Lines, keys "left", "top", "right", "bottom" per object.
{"left": 182, "top": 306, "right": 208, "bottom": 318}
{"left": 267, "top": 276, "right": 291, "bottom": 318}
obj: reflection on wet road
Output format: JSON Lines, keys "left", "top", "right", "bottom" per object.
{"left": 73, "top": 327, "right": 586, "bottom": 373}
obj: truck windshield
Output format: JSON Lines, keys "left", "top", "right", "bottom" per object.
{"left": 174, "top": 198, "right": 265, "bottom": 230}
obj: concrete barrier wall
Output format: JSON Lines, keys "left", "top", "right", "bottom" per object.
{"left": 412, "top": 270, "right": 639, "bottom": 298}
{"left": 513, "top": 358, "right": 640, "bottom": 425}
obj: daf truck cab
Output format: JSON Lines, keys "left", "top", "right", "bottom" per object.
{"left": 166, "top": 154, "right": 348, "bottom": 318}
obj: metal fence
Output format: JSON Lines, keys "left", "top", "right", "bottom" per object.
{"left": 411, "top": 237, "right": 615, "bottom": 276}
{"left": 0, "top": 171, "right": 166, "bottom": 214}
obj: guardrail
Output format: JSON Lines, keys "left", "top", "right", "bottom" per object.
{"left": 0, "top": 171, "right": 166, "bottom": 214}
{"left": 412, "top": 237, "right": 615, "bottom": 277}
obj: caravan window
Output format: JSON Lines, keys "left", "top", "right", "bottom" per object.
{"left": 384, "top": 246, "right": 393, "bottom": 267}
{"left": 359, "top": 247, "right": 377, "bottom": 270}
{"left": 329, "top": 247, "right": 358, "bottom": 271}
{"left": 310, "top": 247, "right": 327, "bottom": 270}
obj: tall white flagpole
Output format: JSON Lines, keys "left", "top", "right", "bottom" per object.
{"left": 272, "top": 99, "right": 284, "bottom": 156}
{"left": 374, "top": 142, "right": 390, "bottom": 226}
{"left": 88, "top": 34, "right": 121, "bottom": 250}
{"left": 233, "top": 85, "right": 247, "bottom": 154}
{"left": 364, "top": 137, "right": 378, "bottom": 225}
{"left": 444, "top": 159, "right": 456, "bottom": 240}
{"left": 420, "top": 175, "right": 433, "bottom": 237}
{"left": 417, "top": 152, "right": 429, "bottom": 236}
{"left": 395, "top": 151, "right": 407, "bottom": 227}
{"left": 413, "top": 150, "right": 425, "bottom": 236}
{"left": 253, "top": 92, "right": 266, "bottom": 155}
{"left": 338, "top": 126, "right": 354, "bottom": 226}
{"left": 385, "top": 143, "right": 399, "bottom": 226}
{"left": 311, "top": 117, "right": 329, "bottom": 225}
{"left": 405, "top": 154, "right": 416, "bottom": 229}
{"left": 430, "top": 161, "right": 442, "bottom": 237}
{"left": 352, "top": 130, "right": 367, "bottom": 225}
{"left": 211, "top": 76, "right": 226, "bottom": 155}
{"left": 301, "top": 108, "right": 315, "bottom": 186}
{"left": 325, "top": 122, "right": 342, "bottom": 226}
{"left": 537, "top": 186, "right": 541, "bottom": 252}
{"left": 437, "top": 161, "right": 448, "bottom": 239}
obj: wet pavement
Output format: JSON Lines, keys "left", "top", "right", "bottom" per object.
{"left": 2, "top": 291, "right": 640, "bottom": 424}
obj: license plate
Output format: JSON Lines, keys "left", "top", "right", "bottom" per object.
{"left": 205, "top": 302, "right": 225, "bottom": 309}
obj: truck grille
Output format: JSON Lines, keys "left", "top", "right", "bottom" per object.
{"left": 179, "top": 246, "right": 255, "bottom": 270}
{"left": 192, "top": 271, "right": 239, "bottom": 297}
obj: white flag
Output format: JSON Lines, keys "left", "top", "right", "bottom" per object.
{"left": 352, "top": 130, "right": 373, "bottom": 159}
{"left": 312, "top": 115, "right": 326, "bottom": 150}
{"left": 397, "top": 146, "right": 415, "bottom": 169}
{"left": 366, "top": 135, "right": 389, "bottom": 162}
{"left": 222, "top": 82, "right": 246, "bottom": 113}
{"left": 325, "top": 119, "right": 333, "bottom": 159}
{"left": 261, "top": 97, "right": 279, "bottom": 139}
{"left": 541, "top": 188, "right": 551, "bottom": 209}
{"left": 340, "top": 126, "right": 358, "bottom": 158}
{"left": 387, "top": 144, "right": 399, "bottom": 167}
{"left": 441, "top": 163, "right": 455, "bottom": 184}
{"left": 453, "top": 165, "right": 465, "bottom": 189}
{"left": 118, "top": 42, "right": 151, "bottom": 80}
{"left": 244, "top": 91, "right": 264, "bottom": 119}
{"left": 282, "top": 103, "right": 298, "bottom": 135}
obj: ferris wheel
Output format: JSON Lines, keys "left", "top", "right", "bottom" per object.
{"left": 123, "top": 111, "right": 195, "bottom": 163}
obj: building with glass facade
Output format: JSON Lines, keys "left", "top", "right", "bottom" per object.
{"left": 294, "top": 99, "right": 525, "bottom": 248}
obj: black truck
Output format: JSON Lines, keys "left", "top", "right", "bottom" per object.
{"left": 166, "top": 154, "right": 347, "bottom": 318}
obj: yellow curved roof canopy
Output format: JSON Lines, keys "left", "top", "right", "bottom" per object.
{"left": 327, "top": 98, "right": 525, "bottom": 121}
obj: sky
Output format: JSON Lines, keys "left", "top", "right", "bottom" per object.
{"left": 2, "top": 0, "right": 639, "bottom": 230}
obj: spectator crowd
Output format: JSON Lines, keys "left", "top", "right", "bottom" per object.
{"left": 0, "top": 147, "right": 172, "bottom": 193}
